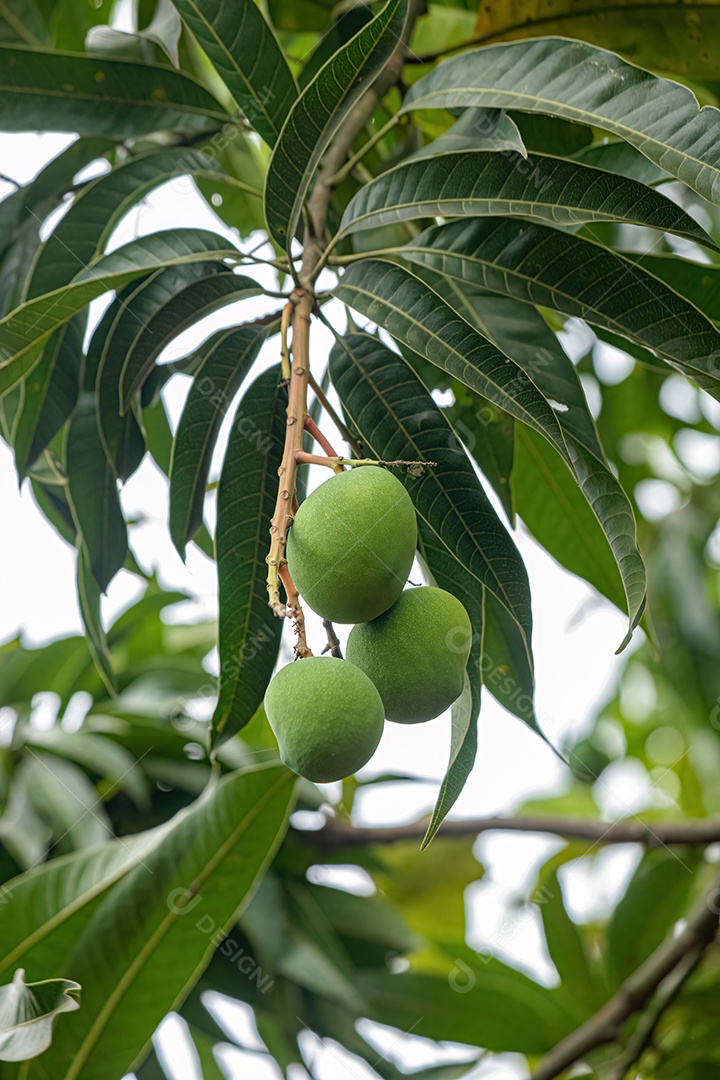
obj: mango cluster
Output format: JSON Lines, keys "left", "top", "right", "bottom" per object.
{"left": 264, "top": 466, "right": 472, "bottom": 783}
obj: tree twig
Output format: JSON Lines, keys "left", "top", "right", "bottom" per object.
{"left": 322, "top": 619, "right": 343, "bottom": 659}
{"left": 529, "top": 875, "right": 720, "bottom": 1080}
{"left": 300, "top": 815, "right": 720, "bottom": 850}
{"left": 279, "top": 564, "right": 312, "bottom": 658}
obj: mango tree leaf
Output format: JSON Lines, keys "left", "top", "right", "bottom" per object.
{"left": 0, "top": 45, "right": 227, "bottom": 136}
{"left": 411, "top": 271, "right": 645, "bottom": 647}
{"left": 539, "top": 870, "right": 603, "bottom": 1017}
{"left": 25, "top": 149, "right": 223, "bottom": 300}
{"left": 572, "top": 140, "right": 669, "bottom": 185}
{"left": 172, "top": 0, "right": 297, "bottom": 147}
{"left": 35, "top": 763, "right": 294, "bottom": 1080}
{"left": 403, "top": 219, "right": 720, "bottom": 398}
{"left": 469, "top": 0, "right": 720, "bottom": 81}
{"left": 0, "top": 970, "right": 80, "bottom": 1062}
{"left": 20, "top": 753, "right": 111, "bottom": 851}
{"left": 211, "top": 365, "right": 287, "bottom": 751}
{"left": 169, "top": 322, "right": 270, "bottom": 555}
{"left": 76, "top": 540, "right": 116, "bottom": 696}
{"left": 621, "top": 253, "right": 720, "bottom": 324}
{"left": 402, "top": 36, "right": 720, "bottom": 205}
{"left": 13, "top": 317, "right": 83, "bottom": 477}
{"left": 338, "top": 150, "right": 714, "bottom": 248}
{"left": 408, "top": 108, "right": 525, "bottom": 162}
{"left": 0, "top": 229, "right": 241, "bottom": 393}
{"left": 332, "top": 258, "right": 571, "bottom": 465}
{"left": 606, "top": 848, "right": 703, "bottom": 989}
{"left": 264, "top": 0, "right": 408, "bottom": 248}
{"left": 482, "top": 592, "right": 537, "bottom": 730}
{"left": 67, "top": 394, "right": 127, "bottom": 592}
{"left": 117, "top": 264, "right": 262, "bottom": 411}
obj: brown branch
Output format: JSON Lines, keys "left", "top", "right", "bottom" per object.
{"left": 530, "top": 874, "right": 720, "bottom": 1080}
{"left": 322, "top": 619, "right": 343, "bottom": 659}
{"left": 300, "top": 815, "right": 720, "bottom": 851}
{"left": 279, "top": 563, "right": 312, "bottom": 658}
{"left": 304, "top": 416, "right": 344, "bottom": 469}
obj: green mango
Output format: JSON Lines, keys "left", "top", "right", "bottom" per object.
{"left": 264, "top": 656, "right": 384, "bottom": 782}
{"left": 346, "top": 586, "right": 472, "bottom": 723}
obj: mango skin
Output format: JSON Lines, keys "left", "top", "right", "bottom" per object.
{"left": 286, "top": 466, "right": 417, "bottom": 624}
{"left": 264, "top": 656, "right": 384, "bottom": 782}
{"left": 346, "top": 586, "right": 472, "bottom": 724}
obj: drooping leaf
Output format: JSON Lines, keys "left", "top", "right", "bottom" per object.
{"left": 402, "top": 36, "right": 720, "bottom": 205}
{"left": 0, "top": 970, "right": 80, "bottom": 1062}
{"left": 0, "top": 45, "right": 227, "bottom": 137}
{"left": 25, "top": 149, "right": 223, "bottom": 300}
{"left": 0, "top": 229, "right": 241, "bottom": 392}
{"left": 481, "top": 591, "right": 537, "bottom": 730}
{"left": 172, "top": 0, "right": 298, "bottom": 147}
{"left": 36, "top": 763, "right": 294, "bottom": 1080}
{"left": 539, "top": 870, "right": 603, "bottom": 1017}
{"left": 117, "top": 264, "right": 262, "bottom": 411}
{"left": 338, "top": 150, "right": 714, "bottom": 247}
{"left": 408, "top": 108, "right": 526, "bottom": 162}
{"left": 13, "top": 317, "right": 83, "bottom": 477}
{"left": 211, "top": 365, "right": 287, "bottom": 750}
{"left": 264, "top": 0, "right": 408, "bottom": 248}
{"left": 76, "top": 540, "right": 116, "bottom": 695}
{"left": 169, "top": 323, "right": 271, "bottom": 555}
{"left": 403, "top": 219, "right": 720, "bottom": 398}
{"left": 332, "top": 258, "right": 570, "bottom": 465}
{"left": 66, "top": 394, "right": 127, "bottom": 592}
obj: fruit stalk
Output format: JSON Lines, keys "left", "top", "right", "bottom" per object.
{"left": 294, "top": 451, "right": 436, "bottom": 474}
{"left": 266, "top": 287, "right": 312, "bottom": 616}
{"left": 279, "top": 563, "right": 312, "bottom": 658}
{"left": 304, "top": 416, "right": 345, "bottom": 472}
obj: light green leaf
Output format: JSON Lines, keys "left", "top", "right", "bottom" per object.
{"left": 0, "top": 229, "right": 241, "bottom": 393}
{"left": 211, "top": 365, "right": 287, "bottom": 751}
{"left": 0, "top": 45, "right": 227, "bottom": 137}
{"left": 403, "top": 219, "right": 720, "bottom": 398}
{"left": 172, "top": 0, "right": 297, "bottom": 147}
{"left": 332, "top": 258, "right": 570, "bottom": 465}
{"left": 26, "top": 149, "right": 222, "bottom": 300}
{"left": 539, "top": 870, "right": 603, "bottom": 1017}
{"left": 402, "top": 36, "right": 720, "bottom": 205}
{"left": 338, "top": 151, "right": 713, "bottom": 247}
{"left": 20, "top": 754, "right": 111, "bottom": 851}
{"left": 169, "top": 323, "right": 270, "bottom": 555}
{"left": 35, "top": 763, "right": 294, "bottom": 1080}
{"left": 0, "top": 970, "right": 80, "bottom": 1062}
{"left": 264, "top": 0, "right": 408, "bottom": 248}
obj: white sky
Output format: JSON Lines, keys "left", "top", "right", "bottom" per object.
{"left": 0, "top": 132, "right": 661, "bottom": 1080}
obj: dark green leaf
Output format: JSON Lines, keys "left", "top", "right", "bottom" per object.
{"left": 409, "top": 108, "right": 525, "bottom": 161}
{"left": 211, "top": 365, "right": 287, "bottom": 750}
{"left": 0, "top": 45, "right": 227, "bottom": 136}
{"left": 172, "top": 0, "right": 298, "bottom": 147}
{"left": 76, "top": 540, "right": 116, "bottom": 695}
{"left": 13, "top": 317, "right": 83, "bottom": 477}
{"left": 67, "top": 394, "right": 127, "bottom": 591}
{"left": 264, "top": 0, "right": 408, "bottom": 248}
{"left": 169, "top": 322, "right": 270, "bottom": 555}
{"left": 332, "top": 258, "right": 570, "bottom": 464}
{"left": 403, "top": 219, "right": 720, "bottom": 398}
{"left": 338, "top": 151, "right": 714, "bottom": 248}
{"left": 403, "top": 37, "right": 720, "bottom": 205}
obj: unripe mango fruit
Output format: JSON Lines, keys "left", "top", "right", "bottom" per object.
{"left": 286, "top": 466, "right": 417, "bottom": 624}
{"left": 264, "top": 656, "right": 384, "bottom": 782}
{"left": 346, "top": 586, "right": 472, "bottom": 723}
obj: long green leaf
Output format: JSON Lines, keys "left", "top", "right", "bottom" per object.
{"left": 169, "top": 323, "right": 270, "bottom": 555}
{"left": 0, "top": 229, "right": 241, "bottom": 392}
{"left": 66, "top": 394, "right": 127, "bottom": 592}
{"left": 409, "top": 108, "right": 526, "bottom": 162}
{"left": 26, "top": 149, "right": 222, "bottom": 300}
{"left": 403, "top": 219, "right": 720, "bottom": 397}
{"left": 118, "top": 264, "right": 261, "bottom": 411}
{"left": 263, "top": 0, "right": 407, "bottom": 248}
{"left": 76, "top": 540, "right": 116, "bottom": 696}
{"left": 35, "top": 763, "right": 294, "bottom": 1080}
{"left": 172, "top": 0, "right": 297, "bottom": 147}
{"left": 211, "top": 365, "right": 287, "bottom": 751}
{"left": 13, "top": 318, "right": 83, "bottom": 477}
{"left": 332, "top": 258, "right": 570, "bottom": 465}
{"left": 338, "top": 150, "right": 713, "bottom": 247}
{"left": 411, "top": 270, "right": 645, "bottom": 646}
{"left": 0, "top": 45, "right": 227, "bottom": 136}
{"left": 402, "top": 36, "right": 720, "bottom": 205}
